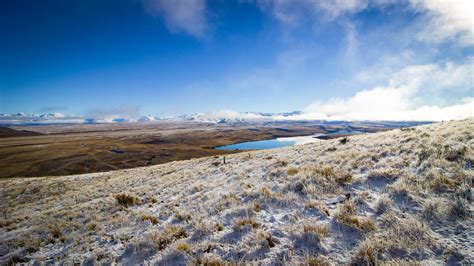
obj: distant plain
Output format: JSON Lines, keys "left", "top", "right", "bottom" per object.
{"left": 0, "top": 121, "right": 398, "bottom": 178}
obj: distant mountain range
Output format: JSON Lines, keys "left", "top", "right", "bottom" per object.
{"left": 0, "top": 110, "right": 433, "bottom": 125}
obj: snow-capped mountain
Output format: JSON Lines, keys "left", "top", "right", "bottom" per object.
{"left": 175, "top": 110, "right": 322, "bottom": 123}
{"left": 0, "top": 110, "right": 316, "bottom": 125}
{"left": 178, "top": 110, "right": 268, "bottom": 123}
{"left": 0, "top": 113, "right": 84, "bottom": 125}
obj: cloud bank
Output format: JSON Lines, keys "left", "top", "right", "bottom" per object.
{"left": 303, "top": 60, "right": 473, "bottom": 121}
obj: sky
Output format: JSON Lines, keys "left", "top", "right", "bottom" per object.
{"left": 0, "top": 0, "right": 473, "bottom": 120}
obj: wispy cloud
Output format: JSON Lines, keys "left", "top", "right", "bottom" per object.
{"left": 143, "top": 0, "right": 207, "bottom": 37}
{"left": 254, "top": 0, "right": 369, "bottom": 24}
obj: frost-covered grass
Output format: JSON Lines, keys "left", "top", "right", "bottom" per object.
{"left": 0, "top": 119, "right": 473, "bottom": 264}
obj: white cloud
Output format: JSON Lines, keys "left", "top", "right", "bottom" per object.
{"left": 304, "top": 61, "right": 474, "bottom": 121}
{"left": 410, "top": 0, "right": 474, "bottom": 46}
{"left": 143, "top": 0, "right": 207, "bottom": 37}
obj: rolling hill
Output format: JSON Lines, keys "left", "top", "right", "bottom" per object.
{"left": 0, "top": 126, "right": 42, "bottom": 138}
{"left": 0, "top": 119, "right": 472, "bottom": 264}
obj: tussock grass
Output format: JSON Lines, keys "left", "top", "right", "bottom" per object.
{"left": 193, "top": 256, "right": 226, "bottom": 266}
{"left": 150, "top": 225, "right": 188, "bottom": 251}
{"left": 306, "top": 256, "right": 331, "bottom": 266}
{"left": 115, "top": 193, "right": 140, "bottom": 207}
{"left": 86, "top": 222, "right": 98, "bottom": 231}
{"left": 258, "top": 231, "right": 278, "bottom": 248}
{"left": 140, "top": 213, "right": 159, "bottom": 225}
{"left": 234, "top": 217, "right": 259, "bottom": 229}
{"left": 375, "top": 194, "right": 393, "bottom": 215}
{"left": 307, "top": 200, "right": 330, "bottom": 216}
{"left": 287, "top": 167, "right": 299, "bottom": 176}
{"left": 303, "top": 224, "right": 330, "bottom": 238}
{"left": 335, "top": 200, "right": 377, "bottom": 231}
{"left": 353, "top": 215, "right": 433, "bottom": 264}
{"left": 174, "top": 241, "right": 192, "bottom": 254}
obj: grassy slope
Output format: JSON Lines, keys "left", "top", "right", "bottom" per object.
{"left": 0, "top": 119, "right": 472, "bottom": 264}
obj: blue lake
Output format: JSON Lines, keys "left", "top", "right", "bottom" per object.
{"left": 216, "top": 139, "right": 296, "bottom": 150}
{"left": 216, "top": 130, "right": 364, "bottom": 150}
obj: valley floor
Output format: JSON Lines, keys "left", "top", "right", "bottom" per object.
{"left": 1, "top": 119, "right": 473, "bottom": 264}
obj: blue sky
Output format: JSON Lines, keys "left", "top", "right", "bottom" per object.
{"left": 1, "top": 0, "right": 473, "bottom": 120}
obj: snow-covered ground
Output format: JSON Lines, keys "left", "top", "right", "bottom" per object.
{"left": 0, "top": 119, "right": 472, "bottom": 264}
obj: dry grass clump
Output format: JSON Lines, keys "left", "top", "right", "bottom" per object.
{"left": 421, "top": 197, "right": 451, "bottom": 221}
{"left": 215, "top": 223, "right": 224, "bottom": 231}
{"left": 443, "top": 143, "right": 468, "bottom": 162}
{"left": 423, "top": 167, "right": 467, "bottom": 193}
{"left": 259, "top": 186, "right": 273, "bottom": 198}
{"left": 368, "top": 168, "right": 399, "bottom": 181}
{"left": 352, "top": 237, "right": 384, "bottom": 265}
{"left": 115, "top": 193, "right": 140, "bottom": 207}
{"left": 23, "top": 238, "right": 42, "bottom": 254}
{"left": 193, "top": 256, "right": 226, "bottom": 265}
{"left": 430, "top": 174, "right": 458, "bottom": 191}
{"left": 375, "top": 194, "right": 393, "bottom": 215}
{"left": 287, "top": 167, "right": 299, "bottom": 176}
{"left": 306, "top": 256, "right": 331, "bottom": 266}
{"left": 336, "top": 201, "right": 376, "bottom": 231}
{"left": 314, "top": 165, "right": 353, "bottom": 185}
{"left": 337, "top": 215, "right": 377, "bottom": 231}
{"left": 306, "top": 200, "right": 330, "bottom": 216}
{"left": 258, "top": 231, "right": 278, "bottom": 248}
{"left": 173, "top": 211, "right": 192, "bottom": 222}
{"left": 151, "top": 225, "right": 188, "bottom": 251}
{"left": 86, "top": 222, "right": 98, "bottom": 231}
{"left": 313, "top": 165, "right": 336, "bottom": 178}
{"left": 253, "top": 202, "right": 261, "bottom": 212}
{"left": 140, "top": 213, "right": 159, "bottom": 225}
{"left": 451, "top": 197, "right": 471, "bottom": 219}
{"left": 353, "top": 215, "right": 434, "bottom": 264}
{"left": 339, "top": 200, "right": 357, "bottom": 215}
{"left": 174, "top": 241, "right": 192, "bottom": 254}
{"left": 47, "top": 223, "right": 67, "bottom": 244}
{"left": 234, "top": 217, "right": 259, "bottom": 229}
{"left": 50, "top": 227, "right": 62, "bottom": 239}
{"left": 303, "top": 224, "right": 330, "bottom": 238}
{"left": 389, "top": 174, "right": 418, "bottom": 195}
{"left": 301, "top": 165, "right": 354, "bottom": 194}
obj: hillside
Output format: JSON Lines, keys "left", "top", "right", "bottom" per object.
{"left": 0, "top": 127, "right": 41, "bottom": 138}
{"left": 0, "top": 119, "right": 472, "bottom": 264}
